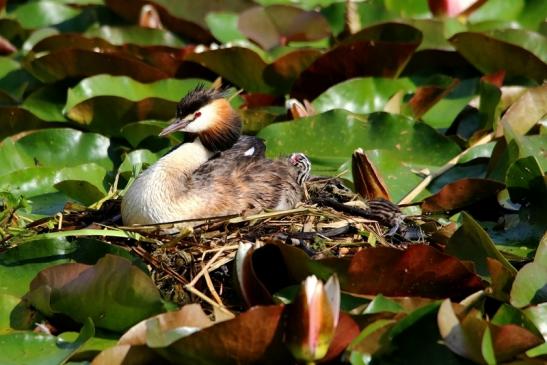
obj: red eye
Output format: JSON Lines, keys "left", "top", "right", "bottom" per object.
{"left": 194, "top": 111, "right": 201, "bottom": 118}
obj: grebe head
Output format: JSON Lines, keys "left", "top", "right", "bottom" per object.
{"left": 289, "top": 153, "right": 311, "bottom": 185}
{"left": 159, "top": 85, "right": 242, "bottom": 152}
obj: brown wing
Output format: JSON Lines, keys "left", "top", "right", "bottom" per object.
{"left": 190, "top": 157, "right": 303, "bottom": 216}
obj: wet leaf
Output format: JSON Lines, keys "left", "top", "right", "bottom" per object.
{"left": 238, "top": 5, "right": 330, "bottom": 50}
{"left": 407, "top": 79, "right": 460, "bottom": 119}
{"left": 0, "top": 237, "right": 145, "bottom": 299}
{"left": 438, "top": 299, "right": 543, "bottom": 363}
{"left": 312, "top": 77, "right": 416, "bottom": 114}
{"left": 118, "top": 304, "right": 216, "bottom": 347}
{"left": 263, "top": 49, "right": 321, "bottom": 94}
{"left": 105, "top": 0, "right": 253, "bottom": 43}
{"left": 185, "top": 47, "right": 274, "bottom": 94}
{"left": 450, "top": 32, "right": 547, "bottom": 83}
{"left": 496, "top": 83, "right": 547, "bottom": 138}
{"left": 65, "top": 75, "right": 207, "bottom": 135}
{"left": 510, "top": 234, "right": 547, "bottom": 308}
{"left": 446, "top": 211, "right": 517, "bottom": 278}
{"left": 338, "top": 245, "right": 484, "bottom": 299}
{"left": 258, "top": 110, "right": 460, "bottom": 169}
{"left": 205, "top": 12, "right": 246, "bottom": 43}
{"left": 422, "top": 178, "right": 505, "bottom": 213}
{"left": 0, "top": 107, "right": 50, "bottom": 139}
{"left": 85, "top": 25, "right": 184, "bottom": 47}
{"left": 10, "top": 1, "right": 81, "bottom": 29}
{"left": 25, "top": 254, "right": 165, "bottom": 332}
{"left": 291, "top": 23, "right": 422, "bottom": 100}
{"left": 0, "top": 318, "right": 94, "bottom": 365}
{"left": 158, "top": 305, "right": 292, "bottom": 364}
{"left": 24, "top": 49, "right": 171, "bottom": 83}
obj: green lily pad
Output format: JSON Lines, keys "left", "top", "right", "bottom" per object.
{"left": 10, "top": 1, "right": 82, "bottom": 29}
{"left": 185, "top": 47, "right": 274, "bottom": 94}
{"left": 24, "top": 48, "right": 171, "bottom": 84}
{"left": 0, "top": 128, "right": 113, "bottom": 176}
{"left": 312, "top": 77, "right": 416, "bottom": 114}
{"left": 26, "top": 254, "right": 165, "bottom": 332}
{"left": 0, "top": 318, "right": 94, "bottom": 365}
{"left": 237, "top": 5, "right": 330, "bottom": 50}
{"left": 291, "top": 22, "right": 422, "bottom": 100}
{"left": 64, "top": 75, "right": 207, "bottom": 135}
{"left": 258, "top": 110, "right": 462, "bottom": 200}
{"left": 205, "top": 12, "right": 246, "bottom": 43}
{"left": 20, "top": 85, "right": 68, "bottom": 122}
{"left": 511, "top": 234, "right": 547, "bottom": 308}
{"left": 446, "top": 211, "right": 517, "bottom": 278}
{"left": 450, "top": 32, "right": 547, "bottom": 83}
{"left": 84, "top": 25, "right": 184, "bottom": 47}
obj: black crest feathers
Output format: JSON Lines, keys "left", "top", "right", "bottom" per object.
{"left": 176, "top": 84, "right": 229, "bottom": 119}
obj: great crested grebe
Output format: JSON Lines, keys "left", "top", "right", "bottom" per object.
{"left": 121, "top": 86, "right": 311, "bottom": 226}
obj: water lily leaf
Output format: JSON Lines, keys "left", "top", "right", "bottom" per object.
{"left": 511, "top": 234, "right": 547, "bottom": 308}
{"left": 524, "top": 303, "right": 547, "bottom": 339}
{"left": 205, "top": 12, "right": 246, "bottom": 43}
{"left": 312, "top": 77, "right": 416, "bottom": 114}
{"left": 20, "top": 85, "right": 68, "bottom": 122}
{"left": 492, "top": 303, "right": 544, "bottom": 339}
{"left": 338, "top": 245, "right": 484, "bottom": 299}
{"left": 0, "top": 318, "right": 94, "bottom": 365}
{"left": 26, "top": 254, "right": 165, "bottom": 332}
{"left": 496, "top": 83, "right": 547, "bottom": 138}
{"left": 450, "top": 32, "right": 547, "bottom": 83}
{"left": 257, "top": 110, "right": 460, "bottom": 171}
{"left": 370, "top": 302, "right": 473, "bottom": 364}
{"left": 0, "top": 107, "right": 50, "bottom": 139}
{"left": 446, "top": 211, "right": 517, "bottom": 278}
{"left": 422, "top": 178, "right": 505, "bottom": 213}
{"left": 32, "top": 33, "right": 187, "bottom": 76}
{"left": 238, "top": 5, "right": 330, "bottom": 50}
{"left": 157, "top": 305, "right": 292, "bottom": 364}
{"left": 118, "top": 150, "right": 159, "bottom": 179}
{"left": 263, "top": 48, "right": 321, "bottom": 94}
{"left": 258, "top": 110, "right": 460, "bottom": 200}
{"left": 506, "top": 156, "right": 547, "bottom": 207}
{"left": 24, "top": 48, "right": 171, "bottom": 84}
{"left": 118, "top": 304, "right": 216, "bottom": 347}
{"left": 85, "top": 25, "right": 184, "bottom": 47}
{"left": 0, "top": 238, "right": 142, "bottom": 300}
{"left": 0, "top": 128, "right": 113, "bottom": 175}
{"left": 105, "top": 0, "right": 253, "bottom": 43}
{"left": 10, "top": 1, "right": 81, "bottom": 29}
{"left": 438, "top": 299, "right": 543, "bottom": 364}
{"left": 185, "top": 47, "right": 274, "bottom": 94}
{"left": 54, "top": 179, "right": 106, "bottom": 206}
{"left": 120, "top": 120, "right": 168, "bottom": 148}
{"left": 65, "top": 75, "right": 207, "bottom": 135}
{"left": 291, "top": 23, "right": 422, "bottom": 100}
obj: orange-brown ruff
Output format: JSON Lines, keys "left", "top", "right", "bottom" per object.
{"left": 121, "top": 86, "right": 309, "bottom": 227}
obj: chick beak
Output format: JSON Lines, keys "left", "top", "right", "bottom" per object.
{"left": 159, "top": 117, "right": 191, "bottom": 137}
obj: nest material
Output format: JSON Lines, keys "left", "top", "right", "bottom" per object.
{"left": 25, "top": 177, "right": 440, "bottom": 308}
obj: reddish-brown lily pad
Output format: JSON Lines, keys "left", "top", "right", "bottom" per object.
{"left": 238, "top": 5, "right": 330, "bottom": 50}
{"left": 338, "top": 245, "right": 484, "bottom": 299}
{"left": 421, "top": 178, "right": 506, "bottom": 213}
{"left": 291, "top": 23, "right": 422, "bottom": 100}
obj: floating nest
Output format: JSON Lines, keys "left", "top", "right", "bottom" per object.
{"left": 19, "top": 177, "right": 448, "bottom": 310}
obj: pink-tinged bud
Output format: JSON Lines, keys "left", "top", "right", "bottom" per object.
{"left": 428, "top": 0, "right": 481, "bottom": 17}
{"left": 285, "top": 275, "right": 340, "bottom": 362}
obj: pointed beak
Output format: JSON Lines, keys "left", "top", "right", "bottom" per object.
{"left": 159, "top": 117, "right": 191, "bottom": 137}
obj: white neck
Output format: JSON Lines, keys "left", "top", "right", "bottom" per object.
{"left": 121, "top": 138, "right": 215, "bottom": 225}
